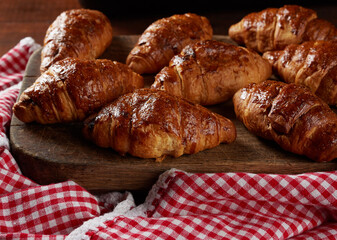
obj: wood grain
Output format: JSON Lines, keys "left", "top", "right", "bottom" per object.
{"left": 9, "top": 35, "right": 337, "bottom": 194}
{"left": 1, "top": 0, "right": 337, "bottom": 58}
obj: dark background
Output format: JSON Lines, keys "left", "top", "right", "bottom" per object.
{"left": 1, "top": 0, "right": 336, "bottom": 57}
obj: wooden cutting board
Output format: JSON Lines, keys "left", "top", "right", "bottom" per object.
{"left": 9, "top": 35, "right": 337, "bottom": 194}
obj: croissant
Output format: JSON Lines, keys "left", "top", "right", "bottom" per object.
{"left": 229, "top": 5, "right": 337, "bottom": 53}
{"left": 233, "top": 80, "right": 337, "bottom": 162}
{"left": 262, "top": 40, "right": 337, "bottom": 106}
{"left": 83, "top": 88, "right": 236, "bottom": 160}
{"left": 13, "top": 58, "right": 143, "bottom": 124}
{"left": 40, "top": 9, "right": 113, "bottom": 72}
{"left": 151, "top": 40, "right": 272, "bottom": 105}
{"left": 126, "top": 13, "right": 213, "bottom": 74}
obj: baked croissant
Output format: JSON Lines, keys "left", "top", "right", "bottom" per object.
{"left": 262, "top": 40, "right": 337, "bottom": 106}
{"left": 126, "top": 13, "right": 213, "bottom": 74}
{"left": 233, "top": 80, "right": 337, "bottom": 162}
{"left": 83, "top": 88, "right": 236, "bottom": 160}
{"left": 151, "top": 40, "right": 272, "bottom": 105}
{"left": 13, "top": 58, "right": 143, "bottom": 124}
{"left": 40, "top": 9, "right": 113, "bottom": 72}
{"left": 229, "top": 5, "right": 337, "bottom": 53}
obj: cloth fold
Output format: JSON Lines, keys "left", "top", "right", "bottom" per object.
{"left": 67, "top": 169, "right": 337, "bottom": 240}
{"left": 1, "top": 38, "right": 337, "bottom": 240}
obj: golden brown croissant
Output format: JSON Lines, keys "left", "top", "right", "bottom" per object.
{"left": 151, "top": 40, "right": 272, "bottom": 105}
{"left": 40, "top": 9, "right": 113, "bottom": 72}
{"left": 233, "top": 80, "right": 337, "bottom": 162}
{"left": 262, "top": 40, "right": 337, "bottom": 106}
{"left": 126, "top": 13, "right": 213, "bottom": 74}
{"left": 13, "top": 58, "right": 143, "bottom": 124}
{"left": 83, "top": 88, "right": 236, "bottom": 160}
{"left": 229, "top": 5, "right": 337, "bottom": 53}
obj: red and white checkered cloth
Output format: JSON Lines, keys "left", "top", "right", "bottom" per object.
{"left": 1, "top": 38, "right": 337, "bottom": 240}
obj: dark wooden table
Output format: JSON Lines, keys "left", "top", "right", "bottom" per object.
{"left": 1, "top": 0, "right": 337, "bottom": 57}
{"left": 3, "top": 0, "right": 337, "bottom": 202}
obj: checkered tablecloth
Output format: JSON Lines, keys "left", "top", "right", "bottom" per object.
{"left": 1, "top": 38, "right": 337, "bottom": 240}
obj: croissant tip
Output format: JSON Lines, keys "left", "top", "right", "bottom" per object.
{"left": 155, "top": 155, "right": 167, "bottom": 162}
{"left": 12, "top": 101, "right": 34, "bottom": 123}
{"left": 127, "top": 57, "right": 154, "bottom": 75}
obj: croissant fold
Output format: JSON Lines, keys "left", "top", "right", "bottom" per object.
{"left": 40, "top": 9, "right": 113, "bottom": 72}
{"left": 83, "top": 88, "right": 236, "bottom": 160}
{"left": 126, "top": 13, "right": 213, "bottom": 74}
{"left": 233, "top": 80, "right": 337, "bottom": 162}
{"left": 262, "top": 40, "right": 337, "bottom": 106}
{"left": 229, "top": 5, "right": 337, "bottom": 53}
{"left": 151, "top": 40, "right": 272, "bottom": 105}
{"left": 13, "top": 58, "right": 143, "bottom": 124}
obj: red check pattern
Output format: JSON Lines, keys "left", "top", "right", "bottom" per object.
{"left": 0, "top": 38, "right": 34, "bottom": 92}
{"left": 1, "top": 38, "right": 337, "bottom": 240}
{"left": 70, "top": 169, "right": 337, "bottom": 240}
{"left": 0, "top": 38, "right": 110, "bottom": 239}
